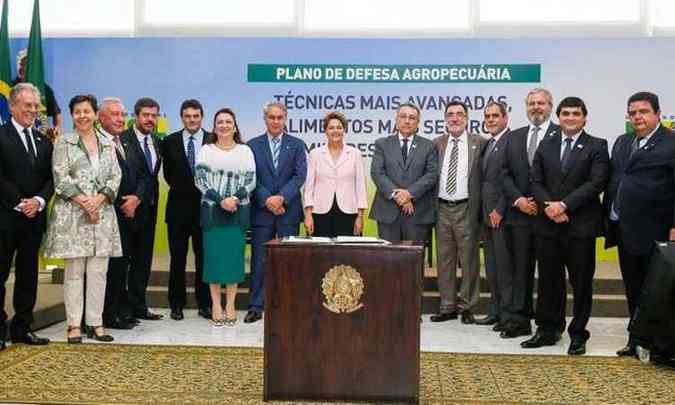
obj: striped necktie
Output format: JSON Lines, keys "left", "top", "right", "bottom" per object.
{"left": 445, "top": 138, "right": 459, "bottom": 195}
{"left": 272, "top": 137, "right": 281, "bottom": 169}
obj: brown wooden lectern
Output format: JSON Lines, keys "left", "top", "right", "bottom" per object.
{"left": 264, "top": 240, "right": 422, "bottom": 404}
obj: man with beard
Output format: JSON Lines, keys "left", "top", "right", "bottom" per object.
{"left": 120, "top": 98, "right": 163, "bottom": 321}
{"left": 500, "top": 88, "right": 560, "bottom": 338}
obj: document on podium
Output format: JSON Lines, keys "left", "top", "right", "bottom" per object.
{"left": 282, "top": 236, "right": 333, "bottom": 244}
{"left": 334, "top": 236, "right": 389, "bottom": 244}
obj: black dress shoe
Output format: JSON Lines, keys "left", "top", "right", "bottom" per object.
{"left": 170, "top": 308, "right": 184, "bottom": 321}
{"left": 198, "top": 307, "right": 212, "bottom": 320}
{"left": 500, "top": 324, "right": 532, "bottom": 339}
{"left": 104, "top": 318, "right": 135, "bottom": 330}
{"left": 135, "top": 310, "right": 163, "bottom": 320}
{"left": 520, "top": 331, "right": 560, "bottom": 348}
{"left": 475, "top": 315, "right": 499, "bottom": 326}
{"left": 0, "top": 339, "right": 5, "bottom": 351}
{"left": 243, "top": 310, "right": 262, "bottom": 323}
{"left": 122, "top": 315, "right": 140, "bottom": 325}
{"left": 430, "top": 312, "right": 458, "bottom": 322}
{"left": 12, "top": 331, "right": 49, "bottom": 345}
{"left": 616, "top": 344, "right": 636, "bottom": 357}
{"left": 461, "top": 310, "right": 475, "bottom": 324}
{"left": 492, "top": 322, "right": 508, "bottom": 332}
{"left": 568, "top": 339, "right": 586, "bottom": 356}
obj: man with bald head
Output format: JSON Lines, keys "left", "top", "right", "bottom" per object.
{"left": 99, "top": 98, "right": 146, "bottom": 329}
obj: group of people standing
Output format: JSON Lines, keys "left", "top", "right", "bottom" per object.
{"left": 0, "top": 83, "right": 672, "bottom": 362}
{"left": 372, "top": 88, "right": 673, "bottom": 359}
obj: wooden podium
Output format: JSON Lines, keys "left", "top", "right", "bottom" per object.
{"left": 263, "top": 240, "right": 422, "bottom": 404}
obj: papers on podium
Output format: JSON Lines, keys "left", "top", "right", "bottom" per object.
{"left": 282, "top": 236, "right": 333, "bottom": 243}
{"left": 334, "top": 236, "right": 389, "bottom": 244}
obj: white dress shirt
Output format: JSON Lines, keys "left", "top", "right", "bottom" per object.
{"left": 527, "top": 119, "right": 552, "bottom": 152}
{"left": 11, "top": 118, "right": 45, "bottom": 212}
{"left": 134, "top": 126, "right": 158, "bottom": 171}
{"left": 182, "top": 128, "right": 204, "bottom": 157}
{"left": 438, "top": 131, "right": 469, "bottom": 201}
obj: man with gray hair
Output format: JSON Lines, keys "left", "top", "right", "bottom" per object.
{"left": 501, "top": 88, "right": 560, "bottom": 338}
{"left": 98, "top": 98, "right": 145, "bottom": 330}
{"left": 0, "top": 83, "right": 54, "bottom": 349}
{"left": 245, "top": 101, "right": 307, "bottom": 323}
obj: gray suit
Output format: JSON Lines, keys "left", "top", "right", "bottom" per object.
{"left": 434, "top": 133, "right": 485, "bottom": 313}
{"left": 369, "top": 134, "right": 439, "bottom": 242}
{"left": 480, "top": 130, "right": 513, "bottom": 322}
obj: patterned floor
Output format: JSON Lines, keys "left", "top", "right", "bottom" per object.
{"left": 1, "top": 343, "right": 674, "bottom": 404}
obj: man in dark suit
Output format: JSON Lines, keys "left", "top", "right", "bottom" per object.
{"left": 0, "top": 83, "right": 54, "bottom": 349}
{"left": 476, "top": 102, "right": 513, "bottom": 329}
{"left": 431, "top": 101, "right": 485, "bottom": 324}
{"left": 162, "top": 99, "right": 212, "bottom": 321}
{"left": 99, "top": 98, "right": 144, "bottom": 330}
{"left": 521, "top": 97, "right": 609, "bottom": 356}
{"left": 369, "top": 103, "right": 438, "bottom": 243}
{"left": 501, "top": 88, "right": 560, "bottom": 338}
{"left": 120, "top": 97, "right": 164, "bottom": 321}
{"left": 246, "top": 102, "right": 307, "bottom": 323}
{"left": 603, "top": 91, "right": 675, "bottom": 357}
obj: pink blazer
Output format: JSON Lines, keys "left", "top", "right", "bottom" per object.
{"left": 303, "top": 145, "right": 368, "bottom": 214}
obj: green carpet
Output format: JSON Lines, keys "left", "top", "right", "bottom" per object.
{"left": 1, "top": 343, "right": 672, "bottom": 404}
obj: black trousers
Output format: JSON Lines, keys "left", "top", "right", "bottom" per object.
{"left": 483, "top": 225, "right": 513, "bottom": 321}
{"left": 167, "top": 220, "right": 210, "bottom": 310}
{"left": 617, "top": 235, "right": 653, "bottom": 341}
{"left": 535, "top": 234, "right": 595, "bottom": 341}
{"left": 313, "top": 200, "right": 358, "bottom": 238}
{"left": 103, "top": 216, "right": 132, "bottom": 323}
{"left": 128, "top": 205, "right": 157, "bottom": 315}
{"left": 504, "top": 224, "right": 537, "bottom": 326}
{"left": 0, "top": 227, "right": 42, "bottom": 336}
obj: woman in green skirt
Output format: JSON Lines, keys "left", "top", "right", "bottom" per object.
{"left": 194, "top": 108, "right": 256, "bottom": 327}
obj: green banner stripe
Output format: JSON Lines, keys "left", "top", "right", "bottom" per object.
{"left": 248, "top": 64, "right": 540, "bottom": 83}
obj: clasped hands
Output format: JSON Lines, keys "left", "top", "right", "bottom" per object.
{"left": 515, "top": 197, "right": 538, "bottom": 216}
{"left": 74, "top": 194, "right": 107, "bottom": 224}
{"left": 17, "top": 198, "right": 41, "bottom": 218}
{"left": 543, "top": 201, "right": 569, "bottom": 223}
{"left": 221, "top": 196, "right": 240, "bottom": 213}
{"left": 265, "top": 195, "right": 285, "bottom": 216}
{"left": 393, "top": 189, "right": 414, "bottom": 216}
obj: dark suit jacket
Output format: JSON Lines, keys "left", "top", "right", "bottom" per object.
{"left": 480, "top": 130, "right": 510, "bottom": 222}
{"left": 161, "top": 129, "right": 209, "bottom": 226}
{"left": 120, "top": 128, "right": 162, "bottom": 207}
{"left": 369, "top": 134, "right": 439, "bottom": 225}
{"left": 503, "top": 123, "right": 559, "bottom": 227}
{"left": 0, "top": 122, "right": 54, "bottom": 232}
{"left": 109, "top": 132, "right": 148, "bottom": 231}
{"left": 530, "top": 130, "right": 609, "bottom": 238}
{"left": 432, "top": 133, "right": 484, "bottom": 226}
{"left": 248, "top": 132, "right": 307, "bottom": 227}
{"left": 603, "top": 125, "right": 675, "bottom": 254}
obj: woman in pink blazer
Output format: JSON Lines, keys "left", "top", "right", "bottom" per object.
{"left": 303, "top": 112, "right": 368, "bottom": 237}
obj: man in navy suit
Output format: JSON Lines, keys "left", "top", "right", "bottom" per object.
{"left": 604, "top": 91, "right": 675, "bottom": 357}
{"left": 521, "top": 97, "right": 609, "bottom": 356}
{"left": 246, "top": 102, "right": 307, "bottom": 323}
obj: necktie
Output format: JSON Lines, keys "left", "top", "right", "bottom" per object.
{"left": 401, "top": 137, "right": 409, "bottom": 164}
{"left": 527, "top": 126, "right": 541, "bottom": 165}
{"left": 272, "top": 137, "right": 281, "bottom": 169}
{"left": 482, "top": 138, "right": 495, "bottom": 171}
{"left": 630, "top": 137, "right": 641, "bottom": 158}
{"left": 143, "top": 135, "right": 153, "bottom": 172}
{"left": 23, "top": 128, "right": 36, "bottom": 164}
{"left": 445, "top": 138, "right": 459, "bottom": 195}
{"left": 113, "top": 136, "right": 125, "bottom": 160}
{"left": 187, "top": 135, "right": 196, "bottom": 175}
{"left": 561, "top": 137, "right": 574, "bottom": 171}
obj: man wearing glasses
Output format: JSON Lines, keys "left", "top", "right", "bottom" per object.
{"left": 430, "top": 101, "right": 485, "bottom": 325}
{"left": 370, "top": 103, "right": 438, "bottom": 243}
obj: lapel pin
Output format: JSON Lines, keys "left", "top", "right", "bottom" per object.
{"left": 576, "top": 144, "right": 583, "bottom": 149}
{"left": 472, "top": 145, "right": 477, "bottom": 150}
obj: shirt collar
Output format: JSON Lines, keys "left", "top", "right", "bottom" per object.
{"left": 491, "top": 127, "right": 508, "bottom": 143}
{"left": 398, "top": 133, "right": 414, "bottom": 143}
{"left": 134, "top": 125, "right": 151, "bottom": 140}
{"left": 267, "top": 132, "right": 283, "bottom": 143}
{"left": 638, "top": 124, "right": 660, "bottom": 145}
{"left": 448, "top": 131, "right": 467, "bottom": 143}
{"left": 561, "top": 130, "right": 582, "bottom": 144}
{"left": 182, "top": 128, "right": 203, "bottom": 140}
{"left": 11, "top": 117, "right": 30, "bottom": 135}
{"left": 530, "top": 119, "right": 551, "bottom": 134}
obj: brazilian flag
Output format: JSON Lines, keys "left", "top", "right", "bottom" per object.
{"left": 0, "top": 0, "right": 11, "bottom": 124}
{"left": 26, "top": 0, "right": 47, "bottom": 128}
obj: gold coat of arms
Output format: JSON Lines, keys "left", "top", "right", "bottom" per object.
{"left": 321, "top": 265, "right": 364, "bottom": 314}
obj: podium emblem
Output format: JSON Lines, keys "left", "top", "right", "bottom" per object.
{"left": 321, "top": 265, "right": 364, "bottom": 314}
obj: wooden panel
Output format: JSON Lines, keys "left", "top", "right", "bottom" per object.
{"left": 264, "top": 241, "right": 422, "bottom": 403}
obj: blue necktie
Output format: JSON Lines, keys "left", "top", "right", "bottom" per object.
{"left": 272, "top": 137, "right": 281, "bottom": 169}
{"left": 187, "top": 135, "right": 195, "bottom": 175}
{"left": 143, "top": 135, "right": 153, "bottom": 172}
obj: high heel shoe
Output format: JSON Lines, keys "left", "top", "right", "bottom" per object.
{"left": 67, "top": 326, "right": 82, "bottom": 344}
{"left": 85, "top": 325, "right": 114, "bottom": 342}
